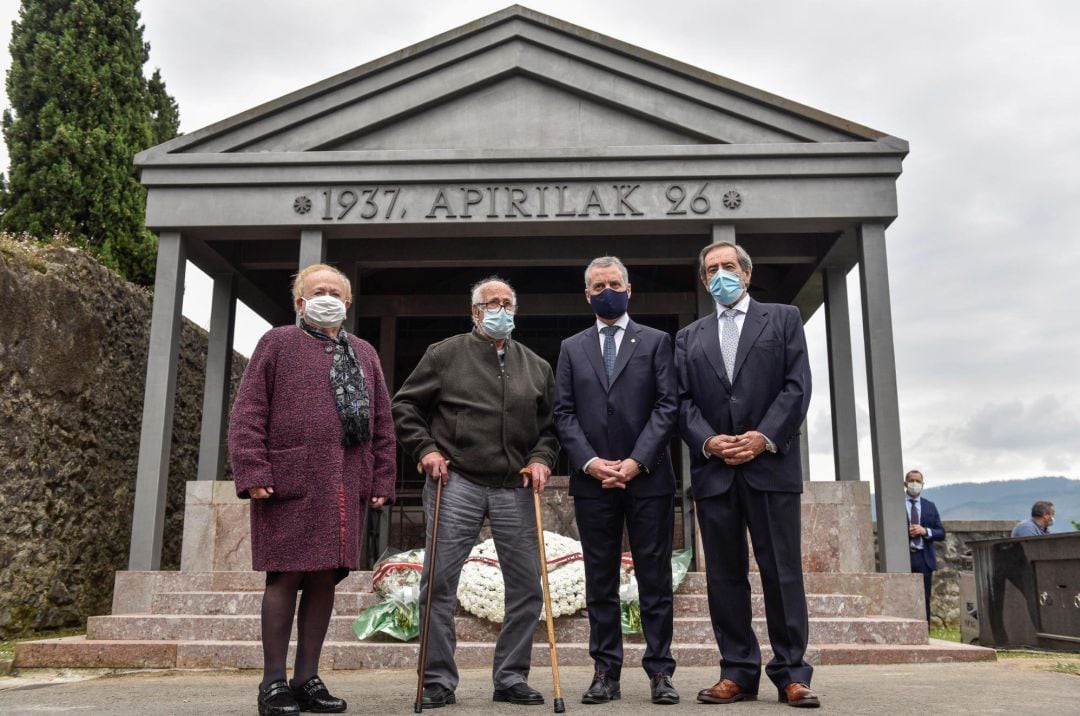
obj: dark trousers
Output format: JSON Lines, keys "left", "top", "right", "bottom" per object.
{"left": 574, "top": 492, "right": 676, "bottom": 680}
{"left": 696, "top": 475, "right": 812, "bottom": 693}
{"left": 910, "top": 549, "right": 934, "bottom": 624}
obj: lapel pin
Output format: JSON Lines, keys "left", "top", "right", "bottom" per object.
{"left": 630, "top": 338, "right": 636, "bottom": 343}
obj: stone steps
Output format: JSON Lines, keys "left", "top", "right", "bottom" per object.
{"left": 149, "top": 590, "right": 869, "bottom": 618}
{"left": 114, "top": 570, "right": 926, "bottom": 600}
{"left": 14, "top": 637, "right": 994, "bottom": 671}
{"left": 15, "top": 570, "right": 997, "bottom": 670}
{"left": 88, "top": 613, "right": 918, "bottom": 645}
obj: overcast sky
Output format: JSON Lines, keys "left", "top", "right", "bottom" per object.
{"left": 1, "top": 1, "right": 1077, "bottom": 488}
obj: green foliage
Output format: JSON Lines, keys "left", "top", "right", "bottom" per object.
{"left": 1, "top": 0, "right": 180, "bottom": 285}
{"left": 146, "top": 68, "right": 180, "bottom": 147}
{"left": 929, "top": 626, "right": 960, "bottom": 643}
{"left": 1072, "top": 519, "right": 1079, "bottom": 531}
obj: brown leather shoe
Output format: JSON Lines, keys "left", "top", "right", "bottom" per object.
{"left": 696, "top": 679, "right": 757, "bottom": 704}
{"left": 779, "top": 682, "right": 820, "bottom": 708}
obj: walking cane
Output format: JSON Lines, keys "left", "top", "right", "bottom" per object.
{"left": 525, "top": 468, "right": 566, "bottom": 713}
{"left": 414, "top": 463, "right": 446, "bottom": 713}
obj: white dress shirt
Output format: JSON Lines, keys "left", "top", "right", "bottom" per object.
{"left": 595, "top": 313, "right": 630, "bottom": 356}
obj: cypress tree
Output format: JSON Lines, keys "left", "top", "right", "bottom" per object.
{"left": 2, "top": 0, "right": 180, "bottom": 285}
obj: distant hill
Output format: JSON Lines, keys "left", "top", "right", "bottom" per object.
{"left": 872, "top": 476, "right": 1079, "bottom": 532}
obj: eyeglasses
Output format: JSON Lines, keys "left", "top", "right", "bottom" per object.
{"left": 476, "top": 300, "right": 517, "bottom": 313}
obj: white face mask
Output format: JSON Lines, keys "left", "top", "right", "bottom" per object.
{"left": 303, "top": 295, "right": 347, "bottom": 329}
{"left": 905, "top": 481, "right": 923, "bottom": 497}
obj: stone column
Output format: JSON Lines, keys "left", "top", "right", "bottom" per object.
{"left": 129, "top": 232, "right": 187, "bottom": 570}
{"left": 299, "top": 229, "right": 326, "bottom": 270}
{"left": 823, "top": 267, "right": 861, "bottom": 482}
{"left": 296, "top": 229, "right": 326, "bottom": 325}
{"left": 378, "top": 316, "right": 397, "bottom": 389}
{"left": 857, "top": 223, "right": 907, "bottom": 573}
{"left": 344, "top": 262, "right": 360, "bottom": 334}
{"left": 196, "top": 273, "right": 237, "bottom": 482}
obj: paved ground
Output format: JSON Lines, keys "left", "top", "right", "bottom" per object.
{"left": 1, "top": 661, "right": 1078, "bottom": 715}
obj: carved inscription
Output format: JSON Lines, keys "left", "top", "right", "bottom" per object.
{"left": 298, "top": 182, "right": 739, "bottom": 221}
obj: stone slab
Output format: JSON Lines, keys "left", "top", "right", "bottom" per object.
{"left": 150, "top": 590, "right": 381, "bottom": 616}
{"left": 144, "top": 590, "right": 865, "bottom": 618}
{"left": 14, "top": 636, "right": 177, "bottom": 669}
{"left": 87, "top": 613, "right": 930, "bottom": 646}
{"left": 17, "top": 638, "right": 994, "bottom": 671}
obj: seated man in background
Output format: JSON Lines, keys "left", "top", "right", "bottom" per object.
{"left": 1011, "top": 501, "right": 1055, "bottom": 537}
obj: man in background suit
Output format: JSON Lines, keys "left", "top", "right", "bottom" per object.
{"left": 904, "top": 469, "right": 945, "bottom": 623}
{"left": 676, "top": 241, "right": 818, "bottom": 708}
{"left": 553, "top": 256, "right": 680, "bottom": 706}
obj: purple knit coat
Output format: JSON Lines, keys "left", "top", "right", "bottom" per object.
{"left": 228, "top": 326, "right": 397, "bottom": 573}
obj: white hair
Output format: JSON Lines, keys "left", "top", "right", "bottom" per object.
{"left": 469, "top": 276, "right": 517, "bottom": 307}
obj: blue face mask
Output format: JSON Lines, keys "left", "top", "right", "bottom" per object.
{"left": 480, "top": 307, "right": 515, "bottom": 339}
{"left": 709, "top": 269, "right": 745, "bottom": 307}
{"left": 589, "top": 288, "right": 629, "bottom": 320}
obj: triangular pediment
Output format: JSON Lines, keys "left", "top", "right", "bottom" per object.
{"left": 138, "top": 5, "right": 902, "bottom": 164}
{"left": 329, "top": 74, "right": 706, "bottom": 151}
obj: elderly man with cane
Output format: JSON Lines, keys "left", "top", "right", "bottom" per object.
{"left": 393, "top": 276, "right": 559, "bottom": 710}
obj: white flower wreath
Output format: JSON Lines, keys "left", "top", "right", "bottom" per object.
{"left": 457, "top": 531, "right": 587, "bottom": 622}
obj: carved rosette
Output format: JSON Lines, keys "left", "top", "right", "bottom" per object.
{"left": 722, "top": 190, "right": 742, "bottom": 210}
{"left": 293, "top": 195, "right": 312, "bottom": 214}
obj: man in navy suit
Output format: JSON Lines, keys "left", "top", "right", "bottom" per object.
{"left": 676, "top": 241, "right": 819, "bottom": 708}
{"left": 903, "top": 469, "right": 946, "bottom": 623}
{"left": 553, "top": 256, "right": 680, "bottom": 706}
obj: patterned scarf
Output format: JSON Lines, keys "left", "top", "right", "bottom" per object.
{"left": 301, "top": 321, "right": 371, "bottom": 445}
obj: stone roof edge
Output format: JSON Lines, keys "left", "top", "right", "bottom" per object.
{"left": 136, "top": 5, "right": 901, "bottom": 165}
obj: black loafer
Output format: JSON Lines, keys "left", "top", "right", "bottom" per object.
{"left": 581, "top": 672, "right": 620, "bottom": 704}
{"left": 650, "top": 673, "right": 680, "bottom": 705}
{"left": 259, "top": 679, "right": 301, "bottom": 716}
{"left": 493, "top": 682, "right": 545, "bottom": 705}
{"left": 421, "top": 684, "right": 456, "bottom": 709}
{"left": 290, "top": 675, "right": 346, "bottom": 713}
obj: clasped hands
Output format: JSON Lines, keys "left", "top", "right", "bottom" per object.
{"left": 706, "top": 431, "right": 767, "bottom": 466}
{"left": 420, "top": 451, "right": 552, "bottom": 493}
{"left": 249, "top": 485, "right": 387, "bottom": 508}
{"left": 908, "top": 524, "right": 929, "bottom": 538}
{"left": 586, "top": 458, "right": 641, "bottom": 490}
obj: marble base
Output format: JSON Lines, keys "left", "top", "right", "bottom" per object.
{"left": 693, "top": 480, "right": 875, "bottom": 574}
{"left": 179, "top": 481, "right": 251, "bottom": 572}
{"left": 180, "top": 479, "right": 875, "bottom": 577}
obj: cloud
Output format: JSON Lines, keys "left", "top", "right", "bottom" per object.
{"left": 954, "top": 396, "right": 1080, "bottom": 454}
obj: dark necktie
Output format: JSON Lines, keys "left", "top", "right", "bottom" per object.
{"left": 910, "top": 499, "right": 920, "bottom": 548}
{"left": 601, "top": 325, "right": 619, "bottom": 381}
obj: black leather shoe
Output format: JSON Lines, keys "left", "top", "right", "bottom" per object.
{"left": 581, "top": 672, "right": 620, "bottom": 704}
{"left": 421, "top": 684, "right": 456, "bottom": 709}
{"left": 650, "top": 673, "right": 680, "bottom": 705}
{"left": 493, "top": 682, "right": 545, "bottom": 705}
{"left": 259, "top": 679, "right": 300, "bottom": 716}
{"left": 290, "top": 675, "right": 346, "bottom": 713}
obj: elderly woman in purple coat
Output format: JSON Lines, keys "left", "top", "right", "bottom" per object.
{"left": 229, "top": 263, "right": 397, "bottom": 716}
